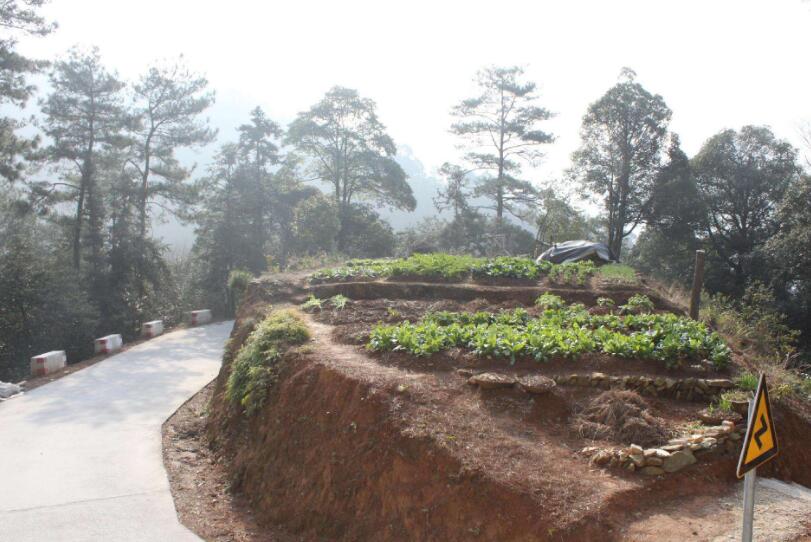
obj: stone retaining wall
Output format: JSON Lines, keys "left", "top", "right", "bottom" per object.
{"left": 553, "top": 372, "right": 734, "bottom": 400}
{"left": 580, "top": 420, "right": 744, "bottom": 475}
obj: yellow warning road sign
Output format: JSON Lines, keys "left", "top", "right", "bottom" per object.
{"left": 736, "top": 374, "right": 778, "bottom": 478}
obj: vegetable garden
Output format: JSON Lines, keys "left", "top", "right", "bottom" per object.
{"left": 367, "top": 295, "right": 731, "bottom": 368}
{"left": 309, "top": 254, "right": 598, "bottom": 285}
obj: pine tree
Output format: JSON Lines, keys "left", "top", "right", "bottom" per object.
{"left": 130, "top": 58, "right": 215, "bottom": 241}
{"left": 450, "top": 66, "right": 554, "bottom": 224}
{"left": 40, "top": 47, "right": 127, "bottom": 272}
{"left": 0, "top": 0, "right": 54, "bottom": 183}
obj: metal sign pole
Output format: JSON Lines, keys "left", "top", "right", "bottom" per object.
{"left": 742, "top": 397, "right": 756, "bottom": 542}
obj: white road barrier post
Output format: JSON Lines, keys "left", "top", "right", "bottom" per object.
{"left": 142, "top": 320, "right": 164, "bottom": 338}
{"left": 30, "top": 350, "right": 67, "bottom": 377}
{"left": 189, "top": 309, "right": 212, "bottom": 326}
{"left": 94, "top": 334, "right": 123, "bottom": 355}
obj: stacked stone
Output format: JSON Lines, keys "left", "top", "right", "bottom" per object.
{"left": 466, "top": 372, "right": 556, "bottom": 394}
{"left": 581, "top": 420, "right": 742, "bottom": 476}
{"left": 552, "top": 372, "right": 734, "bottom": 400}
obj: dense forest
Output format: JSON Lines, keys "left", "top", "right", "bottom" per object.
{"left": 1, "top": 0, "right": 810, "bottom": 381}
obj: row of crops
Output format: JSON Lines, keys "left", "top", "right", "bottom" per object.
{"left": 309, "top": 254, "right": 598, "bottom": 285}
{"left": 367, "top": 295, "right": 731, "bottom": 368}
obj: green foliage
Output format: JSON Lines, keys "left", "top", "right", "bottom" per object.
{"left": 329, "top": 294, "right": 349, "bottom": 311}
{"left": 570, "top": 69, "right": 672, "bottom": 259}
{"left": 0, "top": 211, "right": 99, "bottom": 381}
{"left": 226, "top": 309, "right": 310, "bottom": 415}
{"left": 714, "top": 389, "right": 749, "bottom": 414}
{"left": 701, "top": 284, "right": 798, "bottom": 359}
{"left": 694, "top": 126, "right": 798, "bottom": 290}
{"left": 301, "top": 295, "right": 323, "bottom": 312}
{"left": 450, "top": 66, "right": 553, "bottom": 222}
{"left": 368, "top": 303, "right": 731, "bottom": 369}
{"left": 620, "top": 294, "right": 655, "bottom": 314}
{"left": 597, "top": 297, "right": 616, "bottom": 308}
{"left": 227, "top": 269, "right": 253, "bottom": 309}
{"left": 286, "top": 87, "right": 415, "bottom": 251}
{"left": 340, "top": 204, "right": 398, "bottom": 258}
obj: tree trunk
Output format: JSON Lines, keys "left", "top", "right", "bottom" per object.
{"left": 72, "top": 182, "right": 85, "bottom": 269}
{"left": 138, "top": 131, "right": 154, "bottom": 242}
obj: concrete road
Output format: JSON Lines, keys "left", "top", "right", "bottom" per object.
{"left": 0, "top": 321, "right": 233, "bottom": 542}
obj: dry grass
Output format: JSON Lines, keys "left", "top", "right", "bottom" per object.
{"left": 574, "top": 390, "right": 671, "bottom": 447}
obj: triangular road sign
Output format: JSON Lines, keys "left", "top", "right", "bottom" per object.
{"left": 736, "top": 374, "right": 778, "bottom": 478}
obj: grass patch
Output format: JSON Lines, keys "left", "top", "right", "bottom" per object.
{"left": 735, "top": 372, "right": 758, "bottom": 391}
{"left": 226, "top": 309, "right": 310, "bottom": 415}
{"left": 301, "top": 294, "right": 323, "bottom": 312}
{"left": 598, "top": 264, "right": 638, "bottom": 284}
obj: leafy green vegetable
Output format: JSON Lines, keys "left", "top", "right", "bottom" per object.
{"left": 620, "top": 294, "right": 655, "bottom": 314}
{"left": 535, "top": 293, "right": 566, "bottom": 310}
{"left": 368, "top": 303, "right": 731, "bottom": 369}
{"left": 308, "top": 254, "right": 597, "bottom": 284}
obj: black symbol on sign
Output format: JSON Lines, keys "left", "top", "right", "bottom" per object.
{"left": 754, "top": 414, "right": 768, "bottom": 449}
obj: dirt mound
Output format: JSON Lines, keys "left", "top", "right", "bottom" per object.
{"left": 574, "top": 390, "right": 671, "bottom": 447}
{"left": 199, "top": 273, "right": 811, "bottom": 541}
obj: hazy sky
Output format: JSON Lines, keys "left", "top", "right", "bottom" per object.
{"left": 15, "top": 0, "right": 811, "bottom": 194}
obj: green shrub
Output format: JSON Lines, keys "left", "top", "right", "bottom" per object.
{"left": 227, "top": 269, "right": 253, "bottom": 308}
{"left": 226, "top": 309, "right": 310, "bottom": 415}
{"left": 701, "top": 284, "right": 799, "bottom": 359}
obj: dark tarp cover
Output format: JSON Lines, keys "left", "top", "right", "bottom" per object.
{"left": 536, "top": 240, "right": 616, "bottom": 265}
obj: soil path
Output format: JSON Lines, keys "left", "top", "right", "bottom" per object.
{"left": 0, "top": 321, "right": 233, "bottom": 542}
{"left": 621, "top": 477, "right": 811, "bottom": 541}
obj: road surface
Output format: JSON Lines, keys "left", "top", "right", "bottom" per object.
{"left": 0, "top": 321, "right": 233, "bottom": 542}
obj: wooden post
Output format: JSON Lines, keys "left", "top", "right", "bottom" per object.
{"left": 689, "top": 250, "right": 705, "bottom": 320}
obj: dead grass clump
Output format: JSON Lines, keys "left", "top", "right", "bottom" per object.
{"left": 574, "top": 390, "right": 670, "bottom": 447}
